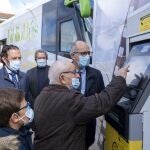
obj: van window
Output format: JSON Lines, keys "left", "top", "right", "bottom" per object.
{"left": 60, "top": 20, "right": 77, "bottom": 52}
{"left": 42, "top": 1, "right": 57, "bottom": 52}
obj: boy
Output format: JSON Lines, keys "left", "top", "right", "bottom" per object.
{"left": 0, "top": 88, "right": 34, "bottom": 150}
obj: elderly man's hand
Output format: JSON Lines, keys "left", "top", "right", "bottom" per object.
{"left": 117, "top": 66, "right": 129, "bottom": 79}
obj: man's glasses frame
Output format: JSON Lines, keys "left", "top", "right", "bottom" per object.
{"left": 16, "top": 102, "right": 30, "bottom": 113}
{"left": 73, "top": 51, "right": 91, "bottom": 56}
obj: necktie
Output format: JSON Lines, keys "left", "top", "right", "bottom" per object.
{"left": 11, "top": 72, "right": 19, "bottom": 89}
{"left": 78, "top": 70, "right": 82, "bottom": 92}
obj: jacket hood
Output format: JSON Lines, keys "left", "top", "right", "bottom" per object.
{"left": 0, "top": 135, "right": 20, "bottom": 150}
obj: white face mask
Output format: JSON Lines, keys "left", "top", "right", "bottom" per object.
{"left": 18, "top": 105, "right": 34, "bottom": 126}
{"left": 37, "top": 59, "right": 47, "bottom": 68}
{"left": 78, "top": 55, "right": 90, "bottom": 68}
{"left": 71, "top": 78, "right": 80, "bottom": 89}
{"left": 9, "top": 60, "right": 21, "bottom": 71}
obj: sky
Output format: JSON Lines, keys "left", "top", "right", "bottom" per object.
{"left": 0, "top": 0, "right": 46, "bottom": 14}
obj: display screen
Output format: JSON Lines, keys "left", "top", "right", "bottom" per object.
{"left": 124, "top": 42, "right": 150, "bottom": 86}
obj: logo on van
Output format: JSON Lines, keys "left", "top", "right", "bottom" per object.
{"left": 7, "top": 20, "right": 38, "bottom": 43}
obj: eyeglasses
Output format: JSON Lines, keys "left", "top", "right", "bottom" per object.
{"left": 61, "top": 70, "right": 78, "bottom": 75}
{"left": 74, "top": 51, "right": 91, "bottom": 56}
{"left": 16, "top": 102, "right": 30, "bottom": 113}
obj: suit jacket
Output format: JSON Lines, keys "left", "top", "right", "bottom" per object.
{"left": 84, "top": 66, "right": 104, "bottom": 96}
{"left": 34, "top": 76, "right": 125, "bottom": 150}
{"left": 25, "top": 65, "right": 49, "bottom": 107}
{"left": 0, "top": 67, "right": 26, "bottom": 91}
{"left": 81, "top": 66, "right": 105, "bottom": 147}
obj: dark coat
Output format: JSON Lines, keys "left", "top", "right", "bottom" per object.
{"left": 84, "top": 66, "right": 104, "bottom": 96}
{"left": 83, "top": 66, "right": 105, "bottom": 147}
{"left": 25, "top": 66, "right": 49, "bottom": 107}
{"left": 0, "top": 67, "right": 26, "bottom": 90}
{"left": 34, "top": 76, "right": 126, "bottom": 150}
{"left": 0, "top": 127, "right": 33, "bottom": 150}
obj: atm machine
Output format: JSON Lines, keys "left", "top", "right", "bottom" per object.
{"left": 104, "top": 2, "right": 150, "bottom": 149}
{"left": 104, "top": 39, "right": 150, "bottom": 150}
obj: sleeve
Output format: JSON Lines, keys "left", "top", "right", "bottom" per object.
{"left": 24, "top": 72, "right": 34, "bottom": 107}
{"left": 69, "top": 76, "right": 126, "bottom": 125}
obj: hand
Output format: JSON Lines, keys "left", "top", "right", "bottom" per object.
{"left": 117, "top": 66, "right": 129, "bottom": 79}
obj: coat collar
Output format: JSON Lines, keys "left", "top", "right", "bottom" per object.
{"left": 43, "top": 84, "right": 69, "bottom": 92}
{"left": 0, "top": 127, "right": 19, "bottom": 137}
{"left": 3, "top": 67, "right": 24, "bottom": 81}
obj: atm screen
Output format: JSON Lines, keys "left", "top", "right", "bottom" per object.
{"left": 125, "top": 42, "right": 150, "bottom": 87}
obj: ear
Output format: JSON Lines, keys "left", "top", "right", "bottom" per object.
{"left": 59, "top": 74, "right": 66, "bottom": 85}
{"left": 1, "top": 56, "right": 8, "bottom": 64}
{"left": 71, "top": 53, "right": 75, "bottom": 59}
{"left": 10, "top": 113, "right": 20, "bottom": 124}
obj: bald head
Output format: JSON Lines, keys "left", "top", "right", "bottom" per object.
{"left": 70, "top": 41, "right": 91, "bottom": 68}
{"left": 48, "top": 60, "right": 76, "bottom": 85}
{"left": 70, "top": 41, "right": 90, "bottom": 56}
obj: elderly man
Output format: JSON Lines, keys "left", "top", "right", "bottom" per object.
{"left": 70, "top": 40, "right": 105, "bottom": 147}
{"left": 34, "top": 60, "right": 128, "bottom": 150}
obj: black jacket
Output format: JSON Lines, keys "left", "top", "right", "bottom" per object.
{"left": 84, "top": 66, "right": 104, "bottom": 96}
{"left": 0, "top": 127, "right": 33, "bottom": 150}
{"left": 25, "top": 65, "right": 49, "bottom": 107}
{"left": 83, "top": 66, "right": 105, "bottom": 147}
{"left": 34, "top": 76, "right": 126, "bottom": 150}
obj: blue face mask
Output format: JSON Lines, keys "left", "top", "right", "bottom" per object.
{"left": 71, "top": 78, "right": 80, "bottom": 89}
{"left": 18, "top": 105, "right": 34, "bottom": 126}
{"left": 37, "top": 59, "right": 47, "bottom": 68}
{"left": 9, "top": 60, "right": 21, "bottom": 71}
{"left": 78, "top": 55, "right": 90, "bottom": 68}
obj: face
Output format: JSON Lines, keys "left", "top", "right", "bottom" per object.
{"left": 10, "top": 98, "right": 29, "bottom": 129}
{"left": 36, "top": 52, "right": 47, "bottom": 60}
{"left": 3, "top": 49, "right": 21, "bottom": 65}
{"left": 17, "top": 98, "right": 29, "bottom": 123}
{"left": 72, "top": 42, "right": 90, "bottom": 67}
{"left": 59, "top": 63, "right": 80, "bottom": 88}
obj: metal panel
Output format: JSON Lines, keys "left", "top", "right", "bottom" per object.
{"left": 141, "top": 95, "right": 150, "bottom": 112}
{"left": 127, "top": 6, "right": 150, "bottom": 36}
{"left": 129, "top": 32, "right": 150, "bottom": 43}
{"left": 129, "top": 114, "right": 143, "bottom": 141}
{"left": 143, "top": 111, "right": 150, "bottom": 150}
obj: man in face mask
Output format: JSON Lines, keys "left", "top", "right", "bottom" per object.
{"left": 0, "top": 45, "right": 26, "bottom": 90}
{"left": 0, "top": 88, "right": 33, "bottom": 150}
{"left": 70, "top": 41, "right": 105, "bottom": 148}
{"left": 34, "top": 60, "right": 128, "bottom": 150}
{"left": 25, "top": 49, "right": 50, "bottom": 108}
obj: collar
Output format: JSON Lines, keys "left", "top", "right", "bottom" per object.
{"left": 0, "top": 127, "right": 19, "bottom": 137}
{"left": 5, "top": 66, "right": 19, "bottom": 75}
{"left": 43, "top": 84, "right": 69, "bottom": 92}
{"left": 5, "top": 66, "right": 12, "bottom": 74}
{"left": 80, "top": 67, "right": 86, "bottom": 73}
{"left": 3, "top": 66, "right": 23, "bottom": 80}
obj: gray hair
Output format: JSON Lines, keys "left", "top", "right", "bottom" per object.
{"left": 48, "top": 60, "right": 73, "bottom": 84}
{"left": 34, "top": 49, "right": 48, "bottom": 60}
{"left": 70, "top": 40, "right": 90, "bottom": 56}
